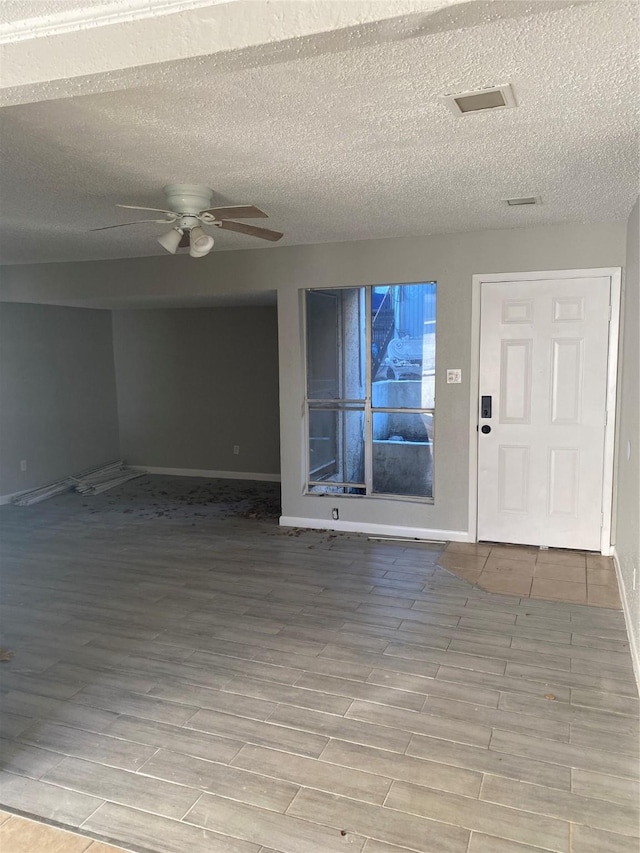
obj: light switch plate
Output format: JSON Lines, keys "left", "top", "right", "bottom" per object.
{"left": 446, "top": 369, "right": 462, "bottom": 384}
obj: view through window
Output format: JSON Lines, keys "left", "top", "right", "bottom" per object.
{"left": 305, "top": 283, "right": 436, "bottom": 499}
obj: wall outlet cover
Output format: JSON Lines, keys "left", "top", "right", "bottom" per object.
{"left": 446, "top": 369, "right": 462, "bottom": 384}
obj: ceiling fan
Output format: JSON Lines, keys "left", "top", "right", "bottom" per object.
{"left": 90, "top": 184, "right": 283, "bottom": 258}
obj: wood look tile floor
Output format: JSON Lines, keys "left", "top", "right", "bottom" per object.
{"left": 0, "top": 476, "right": 638, "bottom": 853}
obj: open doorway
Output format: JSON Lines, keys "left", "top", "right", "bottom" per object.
{"left": 111, "top": 291, "right": 281, "bottom": 516}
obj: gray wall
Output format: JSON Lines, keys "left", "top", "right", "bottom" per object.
{"left": 273, "top": 223, "right": 626, "bottom": 533}
{"left": 112, "top": 307, "right": 280, "bottom": 475}
{"left": 615, "top": 198, "right": 640, "bottom": 663}
{"left": 0, "top": 302, "right": 120, "bottom": 496}
{"left": 0, "top": 221, "right": 627, "bottom": 533}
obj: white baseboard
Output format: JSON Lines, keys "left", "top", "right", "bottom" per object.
{"left": 279, "top": 515, "right": 470, "bottom": 542}
{"left": 0, "top": 489, "right": 28, "bottom": 506}
{"left": 130, "top": 466, "right": 281, "bottom": 483}
{"left": 612, "top": 547, "right": 640, "bottom": 690}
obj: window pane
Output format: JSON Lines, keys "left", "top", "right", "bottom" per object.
{"left": 306, "top": 288, "right": 364, "bottom": 399}
{"left": 372, "top": 412, "right": 433, "bottom": 497}
{"left": 308, "top": 407, "right": 365, "bottom": 485}
{"left": 372, "top": 283, "right": 436, "bottom": 408}
{"left": 305, "top": 282, "right": 437, "bottom": 501}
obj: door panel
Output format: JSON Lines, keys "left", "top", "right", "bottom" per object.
{"left": 498, "top": 445, "right": 529, "bottom": 513}
{"left": 551, "top": 339, "right": 583, "bottom": 423}
{"left": 478, "top": 276, "right": 611, "bottom": 550}
{"left": 500, "top": 339, "right": 532, "bottom": 423}
{"left": 547, "top": 447, "right": 580, "bottom": 517}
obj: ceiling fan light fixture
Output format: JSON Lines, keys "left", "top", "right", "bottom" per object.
{"left": 94, "top": 186, "right": 282, "bottom": 251}
{"left": 157, "top": 227, "right": 183, "bottom": 254}
{"left": 189, "top": 226, "right": 214, "bottom": 258}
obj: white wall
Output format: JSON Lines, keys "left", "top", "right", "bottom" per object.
{"left": 0, "top": 221, "right": 626, "bottom": 535}
{"left": 615, "top": 198, "right": 640, "bottom": 674}
{"left": 111, "top": 307, "right": 280, "bottom": 476}
{"left": 0, "top": 302, "right": 120, "bottom": 498}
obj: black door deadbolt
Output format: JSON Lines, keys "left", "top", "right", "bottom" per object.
{"left": 481, "top": 425, "right": 491, "bottom": 434}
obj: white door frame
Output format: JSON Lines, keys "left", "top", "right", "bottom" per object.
{"left": 468, "top": 267, "right": 622, "bottom": 556}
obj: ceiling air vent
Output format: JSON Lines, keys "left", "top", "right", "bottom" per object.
{"left": 442, "top": 84, "right": 516, "bottom": 116}
{"left": 505, "top": 196, "right": 539, "bottom": 206}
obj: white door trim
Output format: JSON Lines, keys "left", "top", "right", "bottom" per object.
{"left": 469, "top": 267, "right": 621, "bottom": 556}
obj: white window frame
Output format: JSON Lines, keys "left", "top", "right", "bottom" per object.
{"left": 303, "top": 283, "right": 436, "bottom": 502}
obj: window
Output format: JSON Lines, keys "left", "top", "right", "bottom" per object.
{"left": 305, "top": 282, "right": 436, "bottom": 499}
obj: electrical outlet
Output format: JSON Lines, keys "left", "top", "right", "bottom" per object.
{"left": 446, "top": 369, "right": 462, "bottom": 384}
{"left": 20, "top": 460, "right": 27, "bottom": 472}
{"left": 233, "top": 445, "right": 240, "bottom": 455}
{"left": 331, "top": 508, "right": 339, "bottom": 520}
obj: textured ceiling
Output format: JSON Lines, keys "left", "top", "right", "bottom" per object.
{"left": 0, "top": 0, "right": 215, "bottom": 28}
{"left": 0, "top": 0, "right": 638, "bottom": 264}
{"left": 0, "top": 1, "right": 104, "bottom": 25}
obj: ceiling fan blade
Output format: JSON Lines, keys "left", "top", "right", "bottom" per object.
{"left": 89, "top": 219, "right": 173, "bottom": 231}
{"left": 217, "top": 220, "right": 283, "bottom": 241}
{"left": 201, "top": 205, "right": 268, "bottom": 220}
{"left": 117, "top": 204, "right": 177, "bottom": 216}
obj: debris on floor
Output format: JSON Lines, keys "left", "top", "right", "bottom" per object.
{"left": 20, "top": 474, "right": 283, "bottom": 524}
{"left": 1, "top": 474, "right": 637, "bottom": 853}
{"left": 72, "top": 461, "right": 142, "bottom": 495}
{"left": 125, "top": 477, "right": 282, "bottom": 522}
{"left": 0, "top": 649, "right": 13, "bottom": 662}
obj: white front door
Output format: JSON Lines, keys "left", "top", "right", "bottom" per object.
{"left": 477, "top": 272, "right": 614, "bottom": 551}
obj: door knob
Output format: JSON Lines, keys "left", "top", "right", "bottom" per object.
{"left": 481, "top": 425, "right": 491, "bottom": 434}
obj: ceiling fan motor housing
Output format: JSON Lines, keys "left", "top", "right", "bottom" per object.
{"left": 176, "top": 214, "right": 202, "bottom": 230}
{"left": 163, "top": 184, "right": 213, "bottom": 215}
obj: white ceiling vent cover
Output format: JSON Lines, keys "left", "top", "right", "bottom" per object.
{"left": 442, "top": 84, "right": 517, "bottom": 116}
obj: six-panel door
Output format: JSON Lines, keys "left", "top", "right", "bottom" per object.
{"left": 477, "top": 275, "right": 611, "bottom": 550}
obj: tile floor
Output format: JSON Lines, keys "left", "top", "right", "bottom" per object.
{"left": 440, "top": 542, "right": 623, "bottom": 608}
{"left": 0, "top": 476, "right": 638, "bottom": 853}
{"left": 0, "top": 809, "right": 128, "bottom": 852}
